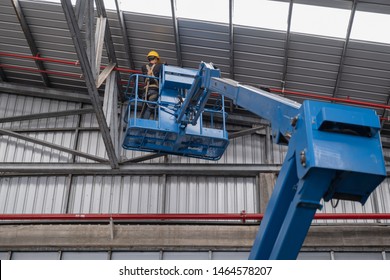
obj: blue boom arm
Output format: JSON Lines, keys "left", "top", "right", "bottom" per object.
{"left": 123, "top": 62, "right": 386, "bottom": 259}
{"left": 194, "top": 62, "right": 386, "bottom": 259}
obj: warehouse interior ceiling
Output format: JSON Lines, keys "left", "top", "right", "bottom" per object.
{"left": 2, "top": 0, "right": 390, "bottom": 168}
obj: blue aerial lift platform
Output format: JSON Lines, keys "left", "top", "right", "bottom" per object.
{"left": 122, "top": 64, "right": 228, "bottom": 160}
{"left": 122, "top": 62, "right": 386, "bottom": 259}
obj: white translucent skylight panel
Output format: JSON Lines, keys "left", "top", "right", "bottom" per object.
{"left": 176, "top": 0, "right": 229, "bottom": 23}
{"left": 116, "top": 0, "right": 172, "bottom": 16}
{"left": 234, "top": 0, "right": 289, "bottom": 31}
{"left": 350, "top": 11, "right": 390, "bottom": 44}
{"left": 291, "top": 4, "right": 350, "bottom": 38}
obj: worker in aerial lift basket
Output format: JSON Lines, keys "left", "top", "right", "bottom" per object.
{"left": 140, "top": 50, "right": 163, "bottom": 119}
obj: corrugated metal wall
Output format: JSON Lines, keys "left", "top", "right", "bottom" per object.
{"left": 0, "top": 176, "right": 68, "bottom": 214}
{"left": 1, "top": 0, "right": 390, "bottom": 222}
{"left": 0, "top": 93, "right": 79, "bottom": 162}
{"left": 1, "top": 92, "right": 390, "bottom": 225}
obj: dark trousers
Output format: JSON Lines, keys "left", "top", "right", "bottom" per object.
{"left": 141, "top": 88, "right": 158, "bottom": 119}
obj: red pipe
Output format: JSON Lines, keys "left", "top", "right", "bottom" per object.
{"left": 270, "top": 88, "right": 390, "bottom": 110}
{"left": 0, "top": 52, "right": 80, "bottom": 66}
{"left": 0, "top": 51, "right": 141, "bottom": 74}
{"left": 1, "top": 51, "right": 389, "bottom": 114}
{"left": 0, "top": 64, "right": 82, "bottom": 79}
{"left": 0, "top": 213, "right": 389, "bottom": 222}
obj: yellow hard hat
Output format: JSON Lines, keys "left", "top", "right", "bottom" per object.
{"left": 147, "top": 50, "right": 160, "bottom": 60}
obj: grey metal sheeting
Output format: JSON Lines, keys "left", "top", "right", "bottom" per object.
{"left": 0, "top": 0, "right": 390, "bottom": 226}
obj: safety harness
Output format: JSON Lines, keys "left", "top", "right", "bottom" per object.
{"left": 141, "top": 64, "right": 159, "bottom": 115}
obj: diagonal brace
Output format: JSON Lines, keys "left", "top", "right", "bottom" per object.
{"left": 0, "top": 128, "right": 108, "bottom": 163}
{"left": 0, "top": 108, "right": 94, "bottom": 123}
{"left": 61, "top": 0, "right": 119, "bottom": 168}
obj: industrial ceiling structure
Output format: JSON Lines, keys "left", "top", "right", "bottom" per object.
{"left": 0, "top": 0, "right": 390, "bottom": 260}
{"left": 1, "top": 0, "right": 390, "bottom": 169}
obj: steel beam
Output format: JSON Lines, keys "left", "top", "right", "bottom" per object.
{"left": 9, "top": 127, "right": 100, "bottom": 133}
{"left": 95, "top": 15, "right": 107, "bottom": 80}
{"left": 94, "top": 0, "right": 124, "bottom": 147}
{"left": 281, "top": 0, "right": 293, "bottom": 90}
{"left": 103, "top": 70, "right": 120, "bottom": 156}
{"left": 170, "top": 0, "right": 183, "bottom": 67}
{"left": 228, "top": 126, "right": 265, "bottom": 139}
{"left": 0, "top": 82, "right": 94, "bottom": 103}
{"left": 94, "top": 0, "right": 118, "bottom": 66}
{"left": 0, "top": 163, "right": 282, "bottom": 176}
{"left": 332, "top": 0, "right": 357, "bottom": 98}
{"left": 114, "top": 0, "right": 135, "bottom": 70}
{"left": 0, "top": 128, "right": 108, "bottom": 163}
{"left": 265, "top": 126, "right": 272, "bottom": 164}
{"left": 11, "top": 0, "right": 51, "bottom": 87}
{"left": 85, "top": 0, "right": 96, "bottom": 75}
{"left": 0, "top": 108, "right": 94, "bottom": 123}
{"left": 61, "top": 0, "right": 119, "bottom": 168}
{"left": 97, "top": 62, "right": 115, "bottom": 88}
{"left": 121, "top": 153, "right": 165, "bottom": 164}
{"left": 0, "top": 67, "right": 7, "bottom": 82}
{"left": 1, "top": 162, "right": 390, "bottom": 176}
{"left": 74, "top": 0, "right": 87, "bottom": 30}
{"left": 229, "top": 0, "right": 235, "bottom": 79}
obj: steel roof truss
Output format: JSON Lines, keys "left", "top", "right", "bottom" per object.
{"left": 281, "top": 0, "right": 294, "bottom": 90}
{"left": 0, "top": 82, "right": 95, "bottom": 103}
{"left": 0, "top": 67, "right": 7, "bottom": 82}
{"left": 103, "top": 70, "right": 120, "bottom": 157}
{"left": 171, "top": 0, "right": 183, "bottom": 67}
{"left": 114, "top": 0, "right": 135, "bottom": 70}
{"left": 61, "top": 0, "right": 119, "bottom": 168}
{"left": 97, "top": 62, "right": 115, "bottom": 88}
{"left": 11, "top": 0, "right": 51, "bottom": 87}
{"left": 0, "top": 163, "right": 282, "bottom": 176}
{"left": 332, "top": 0, "right": 357, "bottom": 98}
{"left": 0, "top": 128, "right": 108, "bottom": 163}
{"left": 229, "top": 0, "right": 234, "bottom": 79}
{"left": 85, "top": 0, "right": 96, "bottom": 75}
{"left": 95, "top": 15, "right": 107, "bottom": 80}
{"left": 74, "top": 0, "right": 87, "bottom": 30}
{"left": 0, "top": 108, "right": 94, "bottom": 124}
{"left": 94, "top": 0, "right": 124, "bottom": 99}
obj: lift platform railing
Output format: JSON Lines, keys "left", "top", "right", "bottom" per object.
{"left": 123, "top": 73, "right": 162, "bottom": 124}
{"left": 122, "top": 65, "right": 229, "bottom": 160}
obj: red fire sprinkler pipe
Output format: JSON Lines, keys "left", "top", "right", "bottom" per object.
{"left": 0, "top": 64, "right": 83, "bottom": 79}
{"left": 0, "top": 213, "right": 389, "bottom": 222}
{"left": 0, "top": 51, "right": 141, "bottom": 74}
{"left": 269, "top": 88, "right": 390, "bottom": 111}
